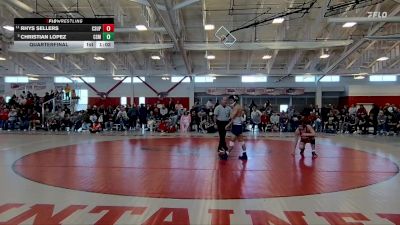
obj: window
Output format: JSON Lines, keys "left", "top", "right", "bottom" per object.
{"left": 295, "top": 75, "right": 315, "bottom": 82}
{"left": 121, "top": 97, "right": 127, "bottom": 105}
{"left": 369, "top": 75, "right": 397, "bottom": 82}
{"left": 5, "top": 96, "right": 11, "bottom": 103}
{"left": 133, "top": 77, "right": 145, "bottom": 83}
{"left": 5, "top": 76, "right": 29, "bottom": 83}
{"left": 72, "top": 77, "right": 96, "bottom": 83}
{"left": 320, "top": 75, "right": 340, "bottom": 82}
{"left": 241, "top": 76, "right": 267, "bottom": 83}
{"left": 54, "top": 76, "right": 72, "bottom": 83}
{"left": 171, "top": 76, "right": 190, "bottom": 83}
{"left": 75, "top": 89, "right": 88, "bottom": 111}
{"left": 116, "top": 76, "right": 145, "bottom": 83}
{"left": 54, "top": 76, "right": 96, "bottom": 83}
{"left": 139, "top": 97, "right": 145, "bottom": 105}
{"left": 280, "top": 104, "right": 288, "bottom": 113}
{"left": 194, "top": 76, "right": 216, "bottom": 83}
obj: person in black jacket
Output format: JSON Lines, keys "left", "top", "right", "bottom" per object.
{"left": 139, "top": 104, "right": 148, "bottom": 129}
{"left": 369, "top": 104, "right": 380, "bottom": 135}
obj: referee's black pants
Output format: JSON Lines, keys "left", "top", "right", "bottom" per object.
{"left": 216, "top": 120, "right": 229, "bottom": 151}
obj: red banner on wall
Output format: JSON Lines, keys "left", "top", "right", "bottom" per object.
{"left": 206, "top": 88, "right": 304, "bottom": 96}
{"left": 10, "top": 82, "right": 47, "bottom": 91}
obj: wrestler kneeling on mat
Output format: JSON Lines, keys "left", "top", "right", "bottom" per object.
{"left": 221, "top": 95, "right": 247, "bottom": 160}
{"left": 293, "top": 119, "right": 318, "bottom": 158}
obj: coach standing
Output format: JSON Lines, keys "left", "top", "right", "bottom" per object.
{"left": 214, "top": 97, "right": 232, "bottom": 152}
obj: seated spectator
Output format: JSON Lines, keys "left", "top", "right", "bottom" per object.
{"left": 280, "top": 113, "right": 289, "bottom": 132}
{"left": 60, "top": 115, "right": 73, "bottom": 131}
{"left": 325, "top": 113, "right": 338, "bottom": 133}
{"left": 387, "top": 114, "right": 398, "bottom": 135}
{"left": 18, "top": 109, "right": 29, "bottom": 131}
{"left": 190, "top": 110, "right": 200, "bottom": 132}
{"left": 313, "top": 114, "right": 322, "bottom": 132}
{"left": 29, "top": 110, "right": 41, "bottom": 131}
{"left": 358, "top": 114, "right": 368, "bottom": 134}
{"left": 348, "top": 114, "right": 358, "bottom": 133}
{"left": 200, "top": 117, "right": 217, "bottom": 133}
{"left": 48, "top": 119, "right": 60, "bottom": 132}
{"left": 340, "top": 113, "right": 351, "bottom": 133}
{"left": 90, "top": 121, "right": 102, "bottom": 133}
{"left": 377, "top": 111, "right": 387, "bottom": 135}
{"left": 159, "top": 105, "right": 169, "bottom": 120}
{"left": 7, "top": 108, "right": 18, "bottom": 130}
{"left": 260, "top": 111, "right": 270, "bottom": 132}
{"left": 147, "top": 111, "right": 156, "bottom": 132}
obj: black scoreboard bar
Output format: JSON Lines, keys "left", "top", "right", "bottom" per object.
{"left": 13, "top": 18, "right": 115, "bottom": 50}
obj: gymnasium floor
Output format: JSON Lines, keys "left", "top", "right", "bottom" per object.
{"left": 0, "top": 132, "right": 399, "bottom": 225}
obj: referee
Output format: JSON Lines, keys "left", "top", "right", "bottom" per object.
{"left": 214, "top": 97, "right": 232, "bottom": 152}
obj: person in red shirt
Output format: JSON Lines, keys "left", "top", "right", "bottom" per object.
{"left": 90, "top": 121, "right": 102, "bottom": 133}
{"left": 260, "top": 111, "right": 270, "bottom": 132}
{"left": 0, "top": 108, "right": 9, "bottom": 130}
{"left": 357, "top": 105, "right": 367, "bottom": 118}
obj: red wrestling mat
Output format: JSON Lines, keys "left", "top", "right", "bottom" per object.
{"left": 13, "top": 138, "right": 398, "bottom": 199}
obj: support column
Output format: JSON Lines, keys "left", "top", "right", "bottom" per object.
{"left": 316, "top": 85, "right": 322, "bottom": 108}
{"left": 131, "top": 76, "right": 134, "bottom": 105}
{"left": 189, "top": 79, "right": 195, "bottom": 108}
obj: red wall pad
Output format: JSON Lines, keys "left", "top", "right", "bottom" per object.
{"left": 340, "top": 96, "right": 400, "bottom": 107}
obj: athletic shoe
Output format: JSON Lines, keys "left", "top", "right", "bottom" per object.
{"left": 218, "top": 150, "right": 228, "bottom": 160}
{"left": 312, "top": 152, "right": 318, "bottom": 158}
{"left": 239, "top": 152, "right": 248, "bottom": 160}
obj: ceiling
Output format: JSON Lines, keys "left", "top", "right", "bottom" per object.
{"left": 0, "top": 0, "right": 399, "bottom": 79}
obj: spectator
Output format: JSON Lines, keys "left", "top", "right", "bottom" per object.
{"left": 260, "top": 111, "right": 270, "bottom": 132}
{"left": 90, "top": 121, "right": 102, "bottom": 133}
{"left": 377, "top": 110, "right": 387, "bottom": 135}
{"left": 7, "top": 108, "right": 18, "bottom": 130}
{"left": 160, "top": 105, "right": 169, "bottom": 120}
{"left": 180, "top": 111, "right": 191, "bottom": 133}
{"left": 250, "top": 107, "right": 262, "bottom": 132}
{"left": 357, "top": 105, "right": 367, "bottom": 118}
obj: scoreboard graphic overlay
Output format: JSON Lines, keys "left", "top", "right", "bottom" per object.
{"left": 13, "top": 18, "right": 114, "bottom": 50}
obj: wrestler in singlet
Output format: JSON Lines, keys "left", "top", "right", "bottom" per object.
{"left": 294, "top": 119, "right": 318, "bottom": 158}
{"left": 221, "top": 95, "right": 247, "bottom": 160}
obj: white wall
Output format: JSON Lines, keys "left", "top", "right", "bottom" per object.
{"left": 347, "top": 85, "right": 400, "bottom": 96}
{"left": 2, "top": 76, "right": 399, "bottom": 103}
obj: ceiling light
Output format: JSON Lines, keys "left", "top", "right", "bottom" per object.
{"left": 0, "top": 57, "right": 6, "bottom": 61}
{"left": 161, "top": 77, "right": 170, "bottom": 80}
{"left": 27, "top": 73, "right": 39, "bottom": 77}
{"left": 320, "top": 54, "right": 330, "bottom": 59}
{"left": 272, "top": 18, "right": 284, "bottom": 24}
{"left": 354, "top": 75, "right": 365, "bottom": 80}
{"left": 262, "top": 55, "right": 272, "bottom": 59}
{"left": 204, "top": 24, "right": 215, "bottom": 30}
{"left": 113, "top": 77, "right": 124, "bottom": 81}
{"left": 136, "top": 25, "right": 147, "bottom": 31}
{"left": 28, "top": 77, "right": 39, "bottom": 81}
{"left": 205, "top": 55, "right": 215, "bottom": 60}
{"left": 151, "top": 55, "right": 161, "bottom": 60}
{"left": 376, "top": 56, "right": 389, "bottom": 61}
{"left": 94, "top": 56, "right": 105, "bottom": 61}
{"left": 43, "top": 56, "right": 55, "bottom": 61}
{"left": 342, "top": 22, "right": 357, "bottom": 28}
{"left": 2, "top": 25, "right": 14, "bottom": 31}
